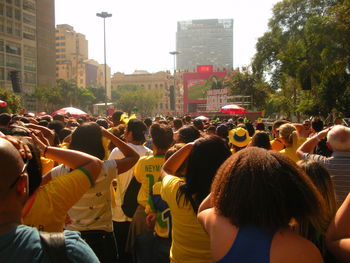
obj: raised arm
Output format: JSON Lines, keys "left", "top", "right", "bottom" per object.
{"left": 296, "top": 127, "right": 331, "bottom": 159}
{"left": 25, "top": 123, "right": 55, "bottom": 145}
{"left": 160, "top": 143, "right": 193, "bottom": 179}
{"left": 326, "top": 193, "right": 350, "bottom": 262}
{"left": 32, "top": 133, "right": 102, "bottom": 182}
{"left": 101, "top": 127, "right": 139, "bottom": 174}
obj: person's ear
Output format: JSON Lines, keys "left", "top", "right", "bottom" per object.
{"left": 16, "top": 174, "right": 28, "bottom": 198}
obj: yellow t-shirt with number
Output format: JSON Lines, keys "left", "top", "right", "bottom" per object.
{"left": 134, "top": 155, "right": 165, "bottom": 213}
{"left": 161, "top": 174, "right": 212, "bottom": 263}
{"left": 23, "top": 168, "right": 93, "bottom": 232}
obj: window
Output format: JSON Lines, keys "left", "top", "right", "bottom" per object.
{"left": 0, "top": 53, "right": 4, "bottom": 66}
{"left": 6, "top": 0, "right": 12, "bottom": 4}
{"left": 0, "top": 18, "right": 4, "bottom": 32}
{"left": 6, "top": 54, "right": 21, "bottom": 69}
{"left": 14, "top": 22, "right": 20, "bottom": 37}
{"left": 0, "top": 4, "right": 4, "bottom": 16}
{"left": 6, "top": 6, "right": 12, "bottom": 18}
{"left": 6, "top": 20, "right": 13, "bottom": 34}
{"left": 23, "top": 26, "right": 35, "bottom": 40}
{"left": 23, "top": 0, "right": 35, "bottom": 12}
{"left": 23, "top": 13, "right": 35, "bottom": 26}
{"left": 24, "top": 45, "right": 35, "bottom": 58}
{"left": 14, "top": 0, "right": 20, "bottom": 7}
{"left": 0, "top": 40, "right": 3, "bottom": 51}
{"left": 24, "top": 71, "right": 36, "bottom": 84}
{"left": 24, "top": 57, "right": 36, "bottom": 71}
{"left": 14, "top": 8, "right": 20, "bottom": 21}
{"left": 0, "top": 68, "right": 4, "bottom": 80}
{"left": 6, "top": 42, "right": 20, "bottom": 55}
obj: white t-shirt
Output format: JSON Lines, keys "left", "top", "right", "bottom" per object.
{"left": 109, "top": 143, "right": 152, "bottom": 222}
{"left": 50, "top": 159, "right": 117, "bottom": 232}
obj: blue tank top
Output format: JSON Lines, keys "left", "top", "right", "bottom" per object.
{"left": 215, "top": 226, "right": 274, "bottom": 263}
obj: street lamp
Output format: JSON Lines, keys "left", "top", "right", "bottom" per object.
{"left": 96, "top": 11, "right": 112, "bottom": 115}
{"left": 169, "top": 51, "right": 180, "bottom": 114}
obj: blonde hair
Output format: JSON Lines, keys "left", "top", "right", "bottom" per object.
{"left": 279, "top": 123, "right": 298, "bottom": 148}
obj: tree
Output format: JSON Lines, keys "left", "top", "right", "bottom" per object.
{"left": 111, "top": 85, "right": 158, "bottom": 117}
{"left": 226, "top": 69, "right": 270, "bottom": 111}
{"left": 0, "top": 89, "right": 21, "bottom": 114}
{"left": 253, "top": 0, "right": 350, "bottom": 117}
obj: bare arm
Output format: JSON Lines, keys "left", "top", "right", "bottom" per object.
{"left": 160, "top": 143, "right": 193, "bottom": 179}
{"left": 326, "top": 193, "right": 350, "bottom": 262}
{"left": 296, "top": 128, "right": 330, "bottom": 159}
{"left": 101, "top": 127, "right": 139, "bottom": 174}
{"left": 31, "top": 134, "right": 102, "bottom": 182}
{"left": 26, "top": 123, "right": 55, "bottom": 145}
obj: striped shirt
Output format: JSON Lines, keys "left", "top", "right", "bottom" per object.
{"left": 301, "top": 152, "right": 350, "bottom": 205}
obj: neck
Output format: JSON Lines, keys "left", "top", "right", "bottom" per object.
{"left": 0, "top": 213, "right": 21, "bottom": 235}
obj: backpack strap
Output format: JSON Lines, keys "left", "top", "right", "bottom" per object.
{"left": 39, "top": 232, "right": 70, "bottom": 263}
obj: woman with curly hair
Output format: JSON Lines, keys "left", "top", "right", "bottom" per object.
{"left": 198, "top": 147, "right": 325, "bottom": 263}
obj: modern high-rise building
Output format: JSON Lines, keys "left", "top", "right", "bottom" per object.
{"left": 176, "top": 19, "right": 233, "bottom": 71}
{"left": 0, "top": 0, "right": 56, "bottom": 98}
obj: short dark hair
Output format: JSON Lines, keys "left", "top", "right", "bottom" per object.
{"left": 311, "top": 118, "right": 324, "bottom": 132}
{"left": 0, "top": 113, "right": 11, "bottom": 126}
{"left": 212, "top": 147, "right": 324, "bottom": 232}
{"left": 272, "top": 119, "right": 289, "bottom": 130}
{"left": 250, "top": 131, "right": 271, "bottom": 150}
{"left": 177, "top": 125, "right": 200, "bottom": 143}
{"left": 112, "top": 111, "right": 124, "bottom": 123}
{"left": 143, "top": 118, "right": 152, "bottom": 127}
{"left": 127, "top": 118, "right": 147, "bottom": 143}
{"left": 173, "top": 118, "right": 183, "bottom": 130}
{"left": 150, "top": 123, "right": 173, "bottom": 151}
{"left": 96, "top": 119, "right": 109, "bottom": 129}
{"left": 193, "top": 119, "right": 204, "bottom": 131}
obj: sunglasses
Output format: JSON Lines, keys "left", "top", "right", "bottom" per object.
{"left": 9, "top": 160, "right": 29, "bottom": 189}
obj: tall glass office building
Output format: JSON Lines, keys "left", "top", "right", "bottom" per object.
{"left": 176, "top": 19, "right": 233, "bottom": 71}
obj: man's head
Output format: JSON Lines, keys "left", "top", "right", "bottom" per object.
{"left": 0, "top": 138, "right": 28, "bottom": 218}
{"left": 112, "top": 111, "right": 124, "bottom": 126}
{"left": 327, "top": 125, "right": 350, "bottom": 152}
{"left": 0, "top": 113, "right": 11, "bottom": 127}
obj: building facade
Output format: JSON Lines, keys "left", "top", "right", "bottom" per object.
{"left": 111, "top": 71, "right": 183, "bottom": 116}
{"left": 0, "top": 0, "right": 55, "bottom": 101}
{"left": 176, "top": 19, "right": 233, "bottom": 71}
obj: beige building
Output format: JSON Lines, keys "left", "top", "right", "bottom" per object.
{"left": 55, "top": 25, "right": 111, "bottom": 98}
{"left": 112, "top": 70, "right": 183, "bottom": 116}
{"left": 0, "top": 0, "right": 56, "bottom": 109}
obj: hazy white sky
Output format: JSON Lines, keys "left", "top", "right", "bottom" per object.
{"left": 55, "top": 0, "right": 280, "bottom": 74}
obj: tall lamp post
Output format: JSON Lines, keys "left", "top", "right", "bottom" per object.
{"left": 96, "top": 11, "right": 112, "bottom": 115}
{"left": 169, "top": 51, "right": 180, "bottom": 114}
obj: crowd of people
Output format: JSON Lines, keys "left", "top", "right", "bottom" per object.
{"left": 0, "top": 110, "right": 350, "bottom": 263}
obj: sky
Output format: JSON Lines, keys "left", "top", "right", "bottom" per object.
{"left": 55, "top": 0, "right": 280, "bottom": 75}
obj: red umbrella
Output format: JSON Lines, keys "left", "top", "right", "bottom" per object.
{"left": 0, "top": 100, "right": 7, "bottom": 107}
{"left": 220, "top": 104, "right": 246, "bottom": 114}
{"left": 52, "top": 107, "right": 88, "bottom": 118}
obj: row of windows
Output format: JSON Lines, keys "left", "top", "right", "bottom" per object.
{"left": 0, "top": 4, "right": 35, "bottom": 25}
{"left": 0, "top": 40, "right": 35, "bottom": 57}
{"left": 0, "top": 53, "right": 36, "bottom": 71}
{"left": 0, "top": 18, "right": 36, "bottom": 40}
{"left": 55, "top": 36, "right": 65, "bottom": 40}
{"left": 56, "top": 48, "right": 65, "bottom": 53}
{"left": 56, "top": 54, "right": 65, "bottom": 58}
{"left": 56, "top": 42, "right": 65, "bottom": 46}
{"left": 0, "top": 68, "right": 36, "bottom": 84}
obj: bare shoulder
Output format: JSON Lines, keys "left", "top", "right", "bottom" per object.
{"left": 271, "top": 229, "right": 324, "bottom": 263}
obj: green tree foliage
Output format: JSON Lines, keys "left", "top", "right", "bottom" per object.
{"left": 111, "top": 85, "right": 158, "bottom": 117}
{"left": 34, "top": 79, "right": 98, "bottom": 113}
{"left": 0, "top": 89, "right": 21, "bottom": 114}
{"left": 253, "top": 0, "right": 350, "bottom": 117}
{"left": 226, "top": 69, "right": 270, "bottom": 111}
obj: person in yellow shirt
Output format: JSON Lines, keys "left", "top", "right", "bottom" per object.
{"left": 127, "top": 123, "right": 173, "bottom": 263}
{"left": 270, "top": 120, "right": 289, "bottom": 151}
{"left": 22, "top": 133, "right": 102, "bottom": 232}
{"left": 160, "top": 136, "right": 231, "bottom": 263}
{"left": 278, "top": 123, "right": 301, "bottom": 162}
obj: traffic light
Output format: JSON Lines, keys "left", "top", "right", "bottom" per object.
{"left": 9, "top": 71, "right": 21, "bottom": 93}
